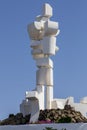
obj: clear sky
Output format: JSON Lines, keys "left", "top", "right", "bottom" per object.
{"left": 0, "top": 0, "right": 87, "bottom": 120}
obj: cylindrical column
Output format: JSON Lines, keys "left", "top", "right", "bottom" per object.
{"left": 36, "top": 67, "right": 53, "bottom": 86}
{"left": 36, "top": 57, "right": 53, "bottom": 109}
{"left": 37, "top": 85, "right": 45, "bottom": 110}
{"left": 46, "top": 86, "right": 53, "bottom": 109}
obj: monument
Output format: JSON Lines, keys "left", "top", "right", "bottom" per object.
{"left": 20, "top": 3, "right": 60, "bottom": 122}
{"left": 27, "top": 3, "right": 60, "bottom": 110}
{"left": 20, "top": 3, "right": 87, "bottom": 123}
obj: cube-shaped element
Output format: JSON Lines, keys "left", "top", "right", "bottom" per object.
{"left": 36, "top": 57, "right": 53, "bottom": 68}
{"left": 27, "top": 21, "right": 44, "bottom": 40}
{"left": 26, "top": 91, "right": 38, "bottom": 100}
{"left": 42, "top": 36, "right": 57, "bottom": 55}
{"left": 42, "top": 3, "right": 53, "bottom": 18}
{"left": 30, "top": 40, "right": 42, "bottom": 49}
{"left": 44, "top": 21, "right": 58, "bottom": 36}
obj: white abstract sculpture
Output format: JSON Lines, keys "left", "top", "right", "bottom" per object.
{"left": 27, "top": 3, "right": 59, "bottom": 109}
{"left": 20, "top": 3, "right": 60, "bottom": 122}
{"left": 20, "top": 3, "right": 87, "bottom": 122}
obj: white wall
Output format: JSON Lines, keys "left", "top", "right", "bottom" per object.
{"left": 0, "top": 123, "right": 87, "bottom": 130}
{"left": 74, "top": 103, "right": 87, "bottom": 118}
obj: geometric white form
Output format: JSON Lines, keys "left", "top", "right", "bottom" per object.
{"left": 36, "top": 67, "right": 53, "bottom": 86}
{"left": 20, "top": 3, "right": 87, "bottom": 122}
{"left": 42, "top": 3, "right": 53, "bottom": 18}
{"left": 44, "top": 21, "right": 58, "bottom": 36}
{"left": 42, "top": 36, "right": 57, "bottom": 55}
{"left": 27, "top": 3, "right": 59, "bottom": 110}
{"left": 36, "top": 58, "right": 53, "bottom": 68}
{"left": 80, "top": 97, "right": 87, "bottom": 104}
{"left": 27, "top": 21, "right": 44, "bottom": 40}
{"left": 20, "top": 3, "right": 60, "bottom": 122}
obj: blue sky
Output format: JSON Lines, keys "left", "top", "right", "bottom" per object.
{"left": 0, "top": 0, "right": 87, "bottom": 120}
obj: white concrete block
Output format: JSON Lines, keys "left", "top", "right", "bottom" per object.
{"left": 20, "top": 99, "right": 39, "bottom": 122}
{"left": 30, "top": 40, "right": 42, "bottom": 50}
{"left": 51, "top": 98, "right": 67, "bottom": 109}
{"left": 20, "top": 100, "right": 31, "bottom": 116}
{"left": 73, "top": 103, "right": 87, "bottom": 118}
{"left": 36, "top": 57, "right": 53, "bottom": 68}
{"left": 42, "top": 36, "right": 56, "bottom": 55}
{"left": 42, "top": 3, "right": 53, "bottom": 18}
{"left": 27, "top": 21, "right": 44, "bottom": 40}
{"left": 36, "top": 68, "right": 53, "bottom": 86}
{"left": 44, "top": 21, "right": 58, "bottom": 36}
{"left": 66, "top": 97, "right": 74, "bottom": 104}
{"left": 51, "top": 100, "right": 64, "bottom": 109}
{"left": 31, "top": 49, "right": 42, "bottom": 55}
{"left": 25, "top": 91, "right": 38, "bottom": 100}
{"left": 80, "top": 97, "right": 87, "bottom": 104}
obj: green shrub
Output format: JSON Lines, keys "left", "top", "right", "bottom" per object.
{"left": 58, "top": 117, "right": 72, "bottom": 123}
{"left": 43, "top": 127, "right": 57, "bottom": 130}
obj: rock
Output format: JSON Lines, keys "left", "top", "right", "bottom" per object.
{"left": 0, "top": 105, "right": 87, "bottom": 124}
{"left": 0, "top": 113, "right": 31, "bottom": 125}
{"left": 38, "top": 105, "right": 87, "bottom": 123}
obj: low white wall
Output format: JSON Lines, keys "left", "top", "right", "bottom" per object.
{"left": 0, "top": 123, "right": 87, "bottom": 130}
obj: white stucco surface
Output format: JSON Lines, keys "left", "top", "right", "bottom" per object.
{"left": 0, "top": 123, "right": 87, "bottom": 130}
